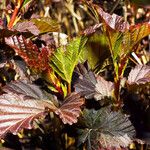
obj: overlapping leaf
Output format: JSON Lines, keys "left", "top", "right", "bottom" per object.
{"left": 74, "top": 63, "right": 114, "bottom": 101}
{"left": 74, "top": 63, "right": 97, "bottom": 99}
{"left": 95, "top": 6, "right": 129, "bottom": 32}
{"left": 78, "top": 107, "right": 135, "bottom": 149}
{"left": 94, "top": 76, "right": 114, "bottom": 101}
{"left": 127, "top": 65, "right": 150, "bottom": 85}
{"left": 0, "top": 80, "right": 84, "bottom": 138}
{"left": 5, "top": 35, "right": 51, "bottom": 72}
{"left": 50, "top": 36, "right": 87, "bottom": 84}
{"left": 14, "top": 18, "right": 60, "bottom": 35}
{"left": 0, "top": 80, "right": 56, "bottom": 138}
{"left": 14, "top": 21, "right": 40, "bottom": 35}
{"left": 55, "top": 93, "right": 84, "bottom": 125}
{"left": 94, "top": 5, "right": 150, "bottom": 78}
{"left": 31, "top": 18, "right": 60, "bottom": 34}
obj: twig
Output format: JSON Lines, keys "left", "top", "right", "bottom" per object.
{"left": 110, "top": 0, "right": 121, "bottom": 14}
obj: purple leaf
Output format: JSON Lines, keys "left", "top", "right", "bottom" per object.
{"left": 94, "top": 76, "right": 114, "bottom": 100}
{"left": 0, "top": 80, "right": 56, "bottom": 138}
{"left": 14, "top": 21, "right": 40, "bottom": 35}
{"left": 0, "top": 92, "right": 55, "bottom": 138}
{"left": 95, "top": 6, "right": 129, "bottom": 32}
{"left": 127, "top": 65, "right": 150, "bottom": 85}
{"left": 55, "top": 93, "right": 84, "bottom": 125}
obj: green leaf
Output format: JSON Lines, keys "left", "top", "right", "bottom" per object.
{"left": 84, "top": 33, "right": 110, "bottom": 69}
{"left": 78, "top": 107, "right": 135, "bottom": 149}
{"left": 50, "top": 36, "right": 88, "bottom": 84}
{"left": 22, "top": 0, "right": 32, "bottom": 7}
{"left": 129, "top": 23, "right": 150, "bottom": 49}
{"left": 31, "top": 18, "right": 60, "bottom": 34}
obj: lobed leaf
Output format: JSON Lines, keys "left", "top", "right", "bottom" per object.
{"left": 74, "top": 62, "right": 97, "bottom": 99}
{"left": 0, "top": 81, "right": 84, "bottom": 138}
{"left": 3, "top": 80, "right": 48, "bottom": 100}
{"left": 78, "top": 107, "right": 135, "bottom": 149}
{"left": 5, "top": 35, "right": 51, "bottom": 72}
{"left": 127, "top": 65, "right": 150, "bottom": 85}
{"left": 94, "top": 76, "right": 114, "bottom": 101}
{"left": 129, "top": 22, "right": 150, "bottom": 49}
{"left": 55, "top": 93, "right": 84, "bottom": 125}
{"left": 0, "top": 81, "right": 56, "bottom": 138}
{"left": 95, "top": 6, "right": 129, "bottom": 32}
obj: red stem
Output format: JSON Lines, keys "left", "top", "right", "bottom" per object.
{"left": 7, "top": 0, "right": 24, "bottom": 29}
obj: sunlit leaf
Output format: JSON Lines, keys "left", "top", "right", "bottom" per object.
{"left": 31, "top": 18, "right": 60, "bottom": 34}
{"left": 127, "top": 65, "right": 150, "bottom": 85}
{"left": 5, "top": 35, "right": 52, "bottom": 72}
{"left": 55, "top": 93, "right": 84, "bottom": 125}
{"left": 129, "top": 23, "right": 150, "bottom": 48}
{"left": 78, "top": 107, "right": 135, "bottom": 149}
{"left": 0, "top": 80, "right": 84, "bottom": 138}
{"left": 94, "top": 76, "right": 114, "bottom": 100}
{"left": 50, "top": 37, "right": 87, "bottom": 84}
{"left": 0, "top": 80, "right": 56, "bottom": 138}
{"left": 95, "top": 6, "right": 129, "bottom": 32}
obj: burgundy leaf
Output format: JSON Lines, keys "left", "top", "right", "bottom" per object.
{"left": 74, "top": 62, "right": 97, "bottom": 99}
{"left": 5, "top": 35, "right": 52, "bottom": 72}
{"left": 94, "top": 76, "right": 114, "bottom": 100}
{"left": 0, "top": 80, "right": 57, "bottom": 138}
{"left": 127, "top": 65, "right": 150, "bottom": 85}
{"left": 83, "top": 23, "right": 102, "bottom": 35}
{"left": 14, "top": 21, "right": 40, "bottom": 35}
{"left": 55, "top": 93, "right": 84, "bottom": 125}
{"left": 0, "top": 92, "right": 56, "bottom": 138}
{"left": 95, "top": 6, "right": 129, "bottom": 32}
{"left": 3, "top": 80, "right": 48, "bottom": 100}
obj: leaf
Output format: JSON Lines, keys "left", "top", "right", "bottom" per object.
{"left": 5, "top": 35, "right": 51, "bottom": 72}
{"left": 78, "top": 107, "right": 135, "bottom": 149}
{"left": 22, "top": 0, "right": 32, "bottom": 7}
{"left": 129, "top": 23, "right": 150, "bottom": 48}
{"left": 0, "top": 81, "right": 84, "bottom": 138}
{"left": 84, "top": 33, "right": 110, "bottom": 69}
{"left": 94, "top": 76, "right": 114, "bottom": 101}
{"left": 74, "top": 63, "right": 97, "bottom": 99}
{"left": 3, "top": 80, "right": 48, "bottom": 100}
{"left": 127, "top": 65, "right": 150, "bottom": 85}
{"left": 31, "top": 18, "right": 60, "bottom": 34}
{"left": 0, "top": 80, "right": 56, "bottom": 138}
{"left": 14, "top": 21, "right": 40, "bottom": 35}
{"left": 95, "top": 6, "right": 129, "bottom": 32}
{"left": 50, "top": 37, "right": 88, "bottom": 84}
{"left": 55, "top": 93, "right": 84, "bottom": 125}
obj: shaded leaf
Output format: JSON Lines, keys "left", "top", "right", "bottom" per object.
{"left": 127, "top": 65, "right": 150, "bottom": 85}
{"left": 3, "top": 80, "right": 48, "bottom": 100}
{"left": 78, "top": 107, "right": 135, "bottom": 149}
{"left": 83, "top": 33, "right": 110, "bottom": 69}
{"left": 55, "top": 93, "right": 84, "bottom": 125}
{"left": 50, "top": 37, "right": 87, "bottom": 83}
{"left": 74, "top": 63, "right": 97, "bottom": 99}
{"left": 94, "top": 76, "right": 114, "bottom": 101}
{"left": 5, "top": 35, "right": 52, "bottom": 72}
